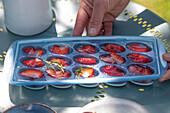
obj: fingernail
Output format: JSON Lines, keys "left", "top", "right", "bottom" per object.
{"left": 88, "top": 28, "right": 97, "bottom": 36}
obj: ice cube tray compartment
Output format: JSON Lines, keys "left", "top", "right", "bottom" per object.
{"left": 4, "top": 36, "right": 167, "bottom": 85}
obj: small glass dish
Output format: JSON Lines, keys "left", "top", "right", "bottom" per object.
{"left": 4, "top": 103, "right": 56, "bottom": 113}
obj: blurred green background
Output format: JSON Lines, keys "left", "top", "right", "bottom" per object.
{"left": 132, "top": 0, "right": 170, "bottom": 23}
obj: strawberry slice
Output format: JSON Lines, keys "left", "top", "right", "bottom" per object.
{"left": 23, "top": 47, "right": 35, "bottom": 55}
{"left": 76, "top": 45, "right": 96, "bottom": 54}
{"left": 23, "top": 59, "right": 36, "bottom": 67}
{"left": 102, "top": 65, "right": 126, "bottom": 76}
{"left": 129, "top": 65, "right": 153, "bottom": 83}
{"left": 100, "top": 53, "right": 125, "bottom": 64}
{"left": 128, "top": 65, "right": 153, "bottom": 75}
{"left": 34, "top": 58, "right": 45, "bottom": 67}
{"left": 127, "top": 53, "right": 150, "bottom": 63}
{"left": 46, "top": 69, "right": 71, "bottom": 79}
{"left": 23, "top": 47, "right": 44, "bottom": 56}
{"left": 110, "top": 52, "right": 125, "bottom": 64}
{"left": 80, "top": 68, "right": 96, "bottom": 77}
{"left": 23, "top": 58, "right": 45, "bottom": 67}
{"left": 103, "top": 44, "right": 125, "bottom": 53}
{"left": 50, "top": 45, "right": 69, "bottom": 55}
{"left": 76, "top": 67, "right": 96, "bottom": 77}
{"left": 75, "top": 57, "right": 97, "bottom": 65}
{"left": 49, "top": 58, "right": 70, "bottom": 66}
{"left": 129, "top": 44, "right": 150, "bottom": 52}
{"left": 34, "top": 49, "right": 44, "bottom": 56}
{"left": 20, "top": 69, "right": 44, "bottom": 79}
{"left": 100, "top": 55, "right": 116, "bottom": 64}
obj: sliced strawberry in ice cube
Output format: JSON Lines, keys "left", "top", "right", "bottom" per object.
{"left": 23, "top": 47, "right": 35, "bottom": 55}
{"left": 34, "top": 49, "right": 44, "bottom": 56}
{"left": 50, "top": 45, "right": 69, "bottom": 55}
{"left": 20, "top": 69, "right": 44, "bottom": 79}
{"left": 100, "top": 53, "right": 125, "bottom": 64}
{"left": 128, "top": 65, "right": 153, "bottom": 75}
{"left": 75, "top": 57, "right": 97, "bottom": 65}
{"left": 76, "top": 45, "right": 96, "bottom": 54}
{"left": 23, "top": 47, "right": 44, "bottom": 56}
{"left": 23, "top": 58, "right": 44, "bottom": 67}
{"left": 129, "top": 44, "right": 150, "bottom": 52}
{"left": 100, "top": 55, "right": 116, "bottom": 64}
{"left": 102, "top": 65, "right": 125, "bottom": 76}
{"left": 110, "top": 52, "right": 125, "bottom": 64}
{"left": 103, "top": 43, "right": 125, "bottom": 53}
{"left": 127, "top": 53, "right": 150, "bottom": 63}
{"left": 49, "top": 58, "right": 70, "bottom": 66}
{"left": 46, "top": 69, "right": 71, "bottom": 79}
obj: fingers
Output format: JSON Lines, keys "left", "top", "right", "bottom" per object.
{"left": 103, "top": 22, "right": 113, "bottom": 35}
{"left": 158, "top": 69, "right": 170, "bottom": 82}
{"left": 73, "top": 1, "right": 90, "bottom": 36}
{"left": 87, "top": 0, "right": 106, "bottom": 36}
{"left": 158, "top": 53, "right": 170, "bottom": 82}
{"left": 162, "top": 53, "right": 170, "bottom": 62}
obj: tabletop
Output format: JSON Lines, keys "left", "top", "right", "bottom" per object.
{"left": 0, "top": 0, "right": 170, "bottom": 113}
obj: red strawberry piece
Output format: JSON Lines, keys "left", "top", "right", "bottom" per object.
{"left": 34, "top": 58, "right": 45, "bottom": 67}
{"left": 102, "top": 65, "right": 125, "bottom": 76}
{"left": 50, "top": 45, "right": 69, "bottom": 55}
{"left": 23, "top": 47, "right": 44, "bottom": 56}
{"left": 23, "top": 47, "right": 35, "bottom": 55}
{"left": 103, "top": 44, "right": 125, "bottom": 53}
{"left": 78, "top": 68, "right": 96, "bottom": 77}
{"left": 110, "top": 52, "right": 125, "bottom": 64}
{"left": 20, "top": 69, "right": 44, "bottom": 79}
{"left": 34, "top": 49, "right": 44, "bottom": 56}
{"left": 23, "top": 58, "right": 44, "bottom": 67}
{"left": 23, "top": 59, "right": 36, "bottom": 67}
{"left": 49, "top": 58, "right": 70, "bottom": 66}
{"left": 129, "top": 44, "right": 150, "bottom": 52}
{"left": 129, "top": 65, "right": 153, "bottom": 83}
{"left": 100, "top": 53, "right": 125, "bottom": 64}
{"left": 100, "top": 56, "right": 116, "bottom": 64}
{"left": 127, "top": 53, "right": 150, "bottom": 63}
{"left": 46, "top": 69, "right": 71, "bottom": 79}
{"left": 128, "top": 65, "right": 153, "bottom": 75}
{"left": 75, "top": 57, "right": 97, "bottom": 65}
{"left": 76, "top": 45, "right": 96, "bottom": 54}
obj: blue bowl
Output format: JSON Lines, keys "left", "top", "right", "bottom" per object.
{"left": 4, "top": 103, "right": 56, "bottom": 113}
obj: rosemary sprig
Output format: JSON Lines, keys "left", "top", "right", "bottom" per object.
{"left": 43, "top": 60, "right": 64, "bottom": 73}
{"left": 74, "top": 65, "right": 83, "bottom": 79}
{"left": 74, "top": 66, "right": 93, "bottom": 79}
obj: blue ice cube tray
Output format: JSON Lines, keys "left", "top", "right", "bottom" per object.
{"left": 3, "top": 36, "right": 168, "bottom": 85}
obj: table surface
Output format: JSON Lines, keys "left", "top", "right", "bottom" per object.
{"left": 0, "top": 0, "right": 170, "bottom": 113}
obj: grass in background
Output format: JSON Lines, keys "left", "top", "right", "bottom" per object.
{"left": 131, "top": 0, "right": 170, "bottom": 23}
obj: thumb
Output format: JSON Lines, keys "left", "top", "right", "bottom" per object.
{"left": 88, "top": 1, "right": 106, "bottom": 36}
{"left": 162, "top": 52, "right": 170, "bottom": 62}
{"left": 158, "top": 70, "right": 170, "bottom": 82}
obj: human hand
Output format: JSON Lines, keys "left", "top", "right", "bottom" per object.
{"left": 73, "top": 0, "right": 130, "bottom": 36}
{"left": 158, "top": 52, "right": 170, "bottom": 82}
